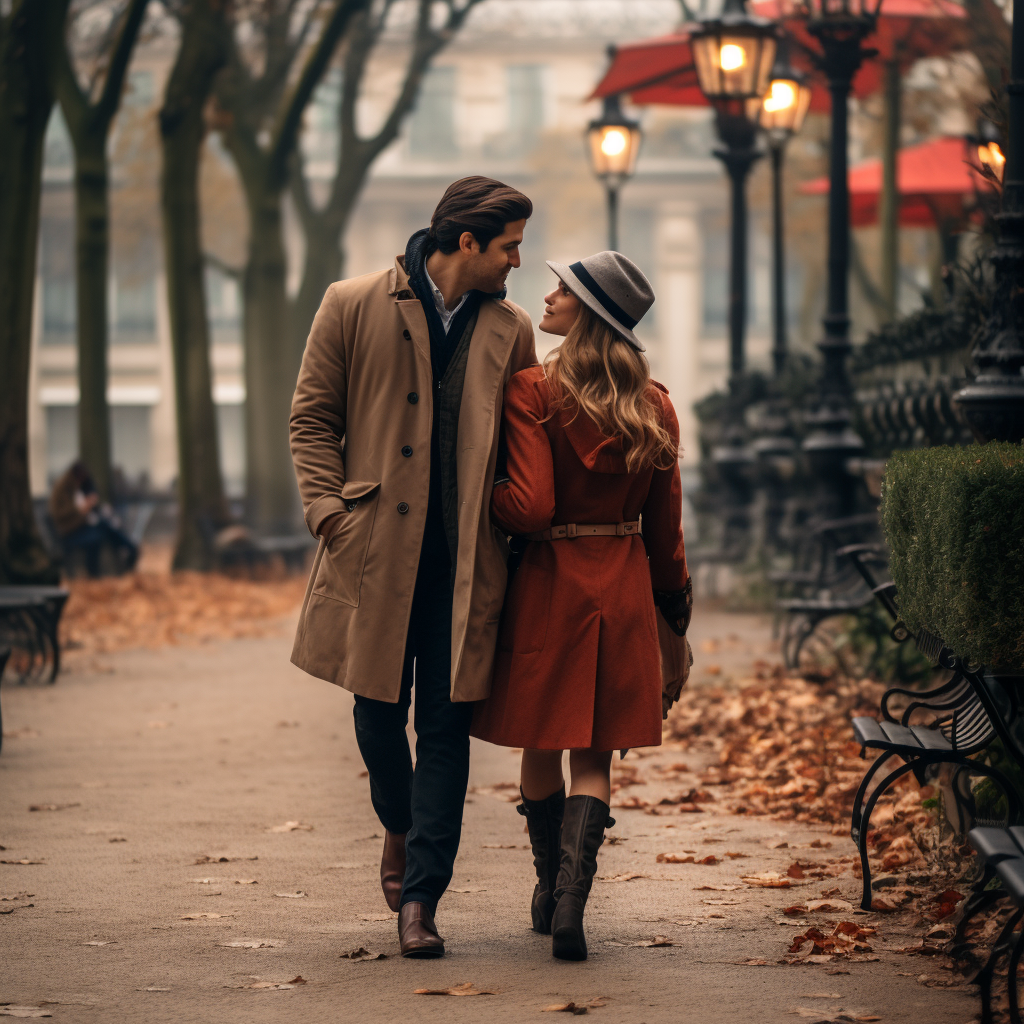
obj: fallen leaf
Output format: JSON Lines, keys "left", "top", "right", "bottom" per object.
{"left": 787, "top": 863, "right": 806, "bottom": 880}
{"left": 600, "top": 873, "right": 647, "bottom": 882}
{"left": 236, "top": 975, "right": 307, "bottom": 990}
{"left": 414, "top": 982, "right": 495, "bottom": 996}
{"left": 635, "top": 935, "right": 676, "bottom": 947}
{"left": 743, "top": 873, "right": 796, "bottom": 888}
{"left": 358, "top": 913, "right": 397, "bottom": 922}
{"left": 542, "top": 997, "right": 610, "bottom": 1013}
{"left": 340, "top": 947, "right": 386, "bottom": 961}
{"left": 108, "top": 837, "right": 127, "bottom": 843}
{"left": 273, "top": 892, "right": 307, "bottom": 899}
{"left": 28, "top": 803, "right": 80, "bottom": 812}
{"left": 82, "top": 940, "right": 117, "bottom": 946}
{"left": 141, "top": 987, "right": 170, "bottom": 992}
{"left": 181, "top": 912, "right": 231, "bottom": 920}
{"left": 218, "top": 939, "right": 285, "bottom": 948}
{"left": 234, "top": 879, "right": 258, "bottom": 885}
{"left": 741, "top": 959, "right": 772, "bottom": 965}
{"left": 0, "top": 860, "right": 44, "bottom": 866}
{"left": 268, "top": 821, "right": 313, "bottom": 833}
{"left": 481, "top": 844, "right": 528, "bottom": 849}
{"left": 194, "top": 854, "right": 258, "bottom": 865}
{"left": 694, "top": 884, "right": 743, "bottom": 892}
{"left": 724, "top": 852, "right": 750, "bottom": 859}
{"left": 0, "top": 1009, "right": 52, "bottom": 1018}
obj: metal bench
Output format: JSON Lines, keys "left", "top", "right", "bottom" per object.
{"left": 0, "top": 586, "right": 70, "bottom": 684}
{"left": 772, "top": 516, "right": 885, "bottom": 669}
{"left": 966, "top": 826, "right": 1024, "bottom": 1024}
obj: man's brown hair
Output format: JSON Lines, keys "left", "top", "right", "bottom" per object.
{"left": 428, "top": 176, "right": 533, "bottom": 255}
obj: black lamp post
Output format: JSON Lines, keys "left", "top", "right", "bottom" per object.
{"left": 690, "top": 0, "right": 778, "bottom": 393}
{"left": 954, "top": 0, "right": 1024, "bottom": 443}
{"left": 795, "top": 0, "right": 882, "bottom": 518}
{"left": 587, "top": 86, "right": 642, "bottom": 251}
{"left": 748, "top": 37, "right": 812, "bottom": 377}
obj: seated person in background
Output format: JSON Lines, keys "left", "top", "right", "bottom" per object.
{"left": 49, "top": 460, "right": 138, "bottom": 577}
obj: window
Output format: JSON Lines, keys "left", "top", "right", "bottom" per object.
{"left": 43, "top": 277, "right": 76, "bottom": 338}
{"left": 44, "top": 107, "right": 73, "bottom": 170}
{"left": 507, "top": 65, "right": 544, "bottom": 152}
{"left": 111, "top": 405, "right": 151, "bottom": 486}
{"left": 113, "top": 275, "right": 156, "bottom": 339}
{"left": 408, "top": 67, "right": 456, "bottom": 159}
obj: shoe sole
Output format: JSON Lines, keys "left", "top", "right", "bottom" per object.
{"left": 401, "top": 946, "right": 445, "bottom": 959}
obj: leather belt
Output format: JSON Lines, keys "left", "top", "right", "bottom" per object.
{"left": 525, "top": 520, "right": 640, "bottom": 541}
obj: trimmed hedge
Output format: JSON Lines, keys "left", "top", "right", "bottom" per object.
{"left": 881, "top": 443, "right": 1024, "bottom": 670}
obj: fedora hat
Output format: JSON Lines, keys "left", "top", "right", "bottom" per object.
{"left": 546, "top": 251, "right": 654, "bottom": 352}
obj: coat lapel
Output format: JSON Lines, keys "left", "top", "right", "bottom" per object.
{"left": 392, "top": 256, "right": 432, "bottom": 370}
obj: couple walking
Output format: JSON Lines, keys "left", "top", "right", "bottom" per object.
{"left": 289, "top": 176, "right": 691, "bottom": 962}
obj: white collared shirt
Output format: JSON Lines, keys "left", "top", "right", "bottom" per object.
{"left": 424, "top": 266, "right": 469, "bottom": 334}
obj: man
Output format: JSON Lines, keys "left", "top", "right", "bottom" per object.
{"left": 289, "top": 177, "right": 537, "bottom": 958}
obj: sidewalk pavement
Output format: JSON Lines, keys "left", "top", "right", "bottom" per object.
{"left": 0, "top": 617, "right": 976, "bottom": 1023}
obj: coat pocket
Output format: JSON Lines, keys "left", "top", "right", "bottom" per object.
{"left": 498, "top": 563, "right": 552, "bottom": 654}
{"left": 311, "top": 480, "right": 381, "bottom": 608}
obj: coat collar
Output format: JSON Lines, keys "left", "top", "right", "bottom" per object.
{"left": 389, "top": 255, "right": 416, "bottom": 300}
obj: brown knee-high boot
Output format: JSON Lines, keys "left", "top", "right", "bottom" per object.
{"left": 550, "top": 795, "right": 614, "bottom": 961}
{"left": 516, "top": 786, "right": 565, "bottom": 934}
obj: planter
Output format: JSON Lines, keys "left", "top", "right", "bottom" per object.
{"left": 881, "top": 443, "right": 1024, "bottom": 671}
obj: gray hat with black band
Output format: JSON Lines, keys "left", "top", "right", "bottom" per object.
{"left": 546, "top": 251, "right": 654, "bottom": 352}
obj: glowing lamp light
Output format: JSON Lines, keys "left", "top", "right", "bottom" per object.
{"left": 978, "top": 141, "right": 1006, "bottom": 182}
{"left": 745, "top": 39, "right": 812, "bottom": 138}
{"left": 600, "top": 128, "right": 628, "bottom": 157}
{"left": 764, "top": 79, "right": 797, "bottom": 112}
{"left": 719, "top": 43, "right": 747, "bottom": 71}
{"left": 689, "top": 0, "right": 777, "bottom": 106}
{"left": 586, "top": 94, "right": 642, "bottom": 185}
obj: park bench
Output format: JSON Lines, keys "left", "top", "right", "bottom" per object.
{"left": 772, "top": 512, "right": 884, "bottom": 668}
{"left": 843, "top": 547, "right": 1024, "bottom": 909}
{"left": 0, "top": 586, "right": 70, "bottom": 685}
{"left": 965, "top": 826, "right": 1024, "bottom": 1024}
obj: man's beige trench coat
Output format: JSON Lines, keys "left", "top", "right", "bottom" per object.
{"left": 289, "top": 255, "right": 537, "bottom": 703}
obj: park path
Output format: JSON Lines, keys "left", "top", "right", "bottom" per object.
{"left": 0, "top": 607, "right": 976, "bottom": 1024}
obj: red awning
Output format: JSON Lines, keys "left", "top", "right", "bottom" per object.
{"left": 590, "top": 0, "right": 966, "bottom": 114}
{"left": 800, "top": 135, "right": 991, "bottom": 227}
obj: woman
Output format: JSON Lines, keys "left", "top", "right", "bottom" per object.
{"left": 472, "top": 251, "right": 692, "bottom": 961}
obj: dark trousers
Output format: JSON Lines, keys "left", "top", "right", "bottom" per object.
{"left": 352, "top": 569, "right": 473, "bottom": 913}
{"left": 62, "top": 520, "right": 138, "bottom": 577}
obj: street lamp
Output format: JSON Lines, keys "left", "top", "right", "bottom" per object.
{"left": 794, "top": 0, "right": 882, "bottom": 518}
{"left": 747, "top": 37, "right": 812, "bottom": 377}
{"left": 587, "top": 83, "right": 642, "bottom": 252}
{"left": 954, "top": 0, "right": 1024, "bottom": 443}
{"left": 690, "top": 0, "right": 777, "bottom": 393}
{"left": 690, "top": 0, "right": 777, "bottom": 559}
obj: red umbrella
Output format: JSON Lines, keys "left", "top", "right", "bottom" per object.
{"left": 800, "top": 135, "right": 993, "bottom": 228}
{"left": 590, "top": 0, "right": 966, "bottom": 111}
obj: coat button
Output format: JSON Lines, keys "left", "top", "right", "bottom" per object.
{"left": 401, "top": 445, "right": 413, "bottom": 457}
{"left": 407, "top": 392, "right": 418, "bottom": 404}
{"left": 397, "top": 502, "right": 410, "bottom": 514}
{"left": 402, "top": 329, "right": 412, "bottom": 340}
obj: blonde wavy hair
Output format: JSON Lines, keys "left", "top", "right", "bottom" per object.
{"left": 544, "top": 304, "right": 677, "bottom": 473}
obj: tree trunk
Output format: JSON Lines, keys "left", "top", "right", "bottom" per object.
{"left": 75, "top": 131, "right": 113, "bottom": 500}
{"left": 291, "top": 207, "right": 346, "bottom": 370}
{"left": 0, "top": 1, "right": 60, "bottom": 585}
{"left": 159, "top": 0, "right": 229, "bottom": 570}
{"left": 243, "top": 190, "right": 298, "bottom": 534}
{"left": 879, "top": 59, "right": 901, "bottom": 322}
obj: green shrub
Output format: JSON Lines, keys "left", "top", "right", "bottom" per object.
{"left": 882, "top": 443, "right": 1024, "bottom": 670}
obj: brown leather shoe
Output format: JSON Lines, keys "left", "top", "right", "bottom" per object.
{"left": 398, "top": 902, "right": 445, "bottom": 958}
{"left": 380, "top": 831, "right": 407, "bottom": 912}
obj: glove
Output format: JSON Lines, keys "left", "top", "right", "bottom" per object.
{"left": 653, "top": 577, "right": 692, "bottom": 638}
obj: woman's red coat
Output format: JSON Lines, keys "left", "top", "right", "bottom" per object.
{"left": 471, "top": 365, "right": 688, "bottom": 751}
